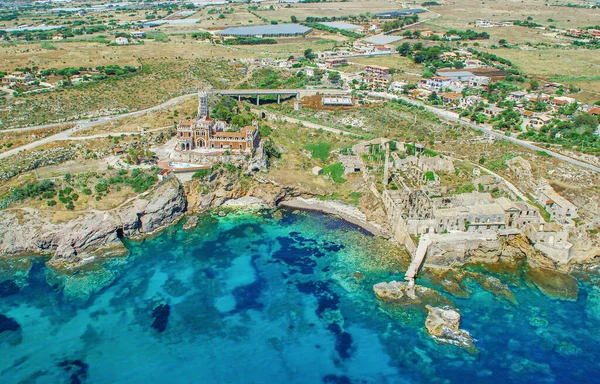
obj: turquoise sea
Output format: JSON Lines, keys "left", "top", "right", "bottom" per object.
{"left": 1, "top": 209, "right": 600, "bottom": 383}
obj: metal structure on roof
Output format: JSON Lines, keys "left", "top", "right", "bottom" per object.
{"left": 375, "top": 9, "right": 426, "bottom": 18}
{"left": 216, "top": 24, "right": 312, "bottom": 37}
{"left": 320, "top": 22, "right": 362, "bottom": 30}
{"left": 436, "top": 71, "right": 475, "bottom": 80}
{"left": 362, "top": 34, "right": 405, "bottom": 45}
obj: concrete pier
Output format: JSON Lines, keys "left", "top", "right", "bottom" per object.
{"left": 405, "top": 234, "right": 432, "bottom": 297}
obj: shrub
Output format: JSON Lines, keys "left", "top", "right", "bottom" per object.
{"left": 47, "top": 200, "right": 57, "bottom": 207}
{"left": 95, "top": 183, "right": 108, "bottom": 193}
{"left": 41, "top": 191, "right": 55, "bottom": 199}
{"left": 304, "top": 142, "right": 332, "bottom": 162}
{"left": 263, "top": 138, "right": 281, "bottom": 159}
{"left": 322, "top": 163, "right": 346, "bottom": 183}
{"left": 10, "top": 180, "right": 55, "bottom": 202}
{"left": 192, "top": 168, "right": 211, "bottom": 179}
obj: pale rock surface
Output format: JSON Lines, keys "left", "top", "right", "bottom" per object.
{"left": 425, "top": 305, "right": 476, "bottom": 351}
{"left": 0, "top": 178, "right": 186, "bottom": 268}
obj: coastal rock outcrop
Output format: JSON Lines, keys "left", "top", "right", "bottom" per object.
{"left": 425, "top": 234, "right": 503, "bottom": 267}
{"left": 246, "top": 142, "right": 268, "bottom": 174}
{"left": 424, "top": 305, "right": 476, "bottom": 352}
{"left": 373, "top": 280, "right": 453, "bottom": 307}
{"left": 0, "top": 178, "right": 186, "bottom": 268}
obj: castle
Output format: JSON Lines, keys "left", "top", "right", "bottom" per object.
{"left": 176, "top": 91, "right": 260, "bottom": 153}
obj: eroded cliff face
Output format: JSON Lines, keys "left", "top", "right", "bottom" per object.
{"left": 0, "top": 178, "right": 187, "bottom": 269}
{"left": 190, "top": 172, "right": 309, "bottom": 213}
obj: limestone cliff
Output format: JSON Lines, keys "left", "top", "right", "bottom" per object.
{"left": 0, "top": 178, "right": 186, "bottom": 269}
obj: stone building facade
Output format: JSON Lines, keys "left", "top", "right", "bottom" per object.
{"left": 384, "top": 190, "right": 541, "bottom": 236}
{"left": 176, "top": 91, "right": 260, "bottom": 153}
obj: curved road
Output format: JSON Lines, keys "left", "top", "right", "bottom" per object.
{"left": 0, "top": 93, "right": 196, "bottom": 160}
{"left": 0, "top": 88, "right": 345, "bottom": 160}
{"left": 368, "top": 92, "right": 600, "bottom": 173}
{"left": 2, "top": 88, "right": 599, "bottom": 174}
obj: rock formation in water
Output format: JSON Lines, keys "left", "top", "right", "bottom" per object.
{"left": 373, "top": 280, "right": 453, "bottom": 307}
{"left": 424, "top": 305, "right": 476, "bottom": 352}
{"left": 0, "top": 178, "right": 186, "bottom": 268}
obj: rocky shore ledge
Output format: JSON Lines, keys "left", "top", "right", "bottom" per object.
{"left": 0, "top": 178, "right": 186, "bottom": 269}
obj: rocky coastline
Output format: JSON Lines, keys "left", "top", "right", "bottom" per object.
{"left": 0, "top": 169, "right": 598, "bottom": 291}
{"left": 0, "top": 178, "right": 186, "bottom": 270}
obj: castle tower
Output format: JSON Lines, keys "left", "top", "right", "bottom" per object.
{"left": 198, "top": 90, "right": 209, "bottom": 118}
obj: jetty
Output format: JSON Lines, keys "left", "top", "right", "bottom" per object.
{"left": 404, "top": 234, "right": 432, "bottom": 297}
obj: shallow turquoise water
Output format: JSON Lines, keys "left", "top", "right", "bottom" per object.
{"left": 1, "top": 210, "right": 600, "bottom": 383}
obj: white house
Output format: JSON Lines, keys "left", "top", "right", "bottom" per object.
{"left": 389, "top": 81, "right": 407, "bottom": 93}
{"left": 115, "top": 37, "right": 129, "bottom": 45}
{"left": 469, "top": 75, "right": 491, "bottom": 87}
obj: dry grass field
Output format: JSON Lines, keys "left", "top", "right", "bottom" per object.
{"left": 266, "top": 120, "right": 362, "bottom": 199}
{"left": 256, "top": 1, "right": 403, "bottom": 22}
{"left": 433, "top": 0, "right": 600, "bottom": 30}
{"left": 481, "top": 47, "right": 600, "bottom": 102}
{"left": 0, "top": 124, "right": 72, "bottom": 153}
{"left": 72, "top": 96, "right": 197, "bottom": 137}
{"left": 0, "top": 37, "right": 253, "bottom": 72}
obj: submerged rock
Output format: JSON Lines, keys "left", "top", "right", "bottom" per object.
{"left": 427, "top": 269, "right": 471, "bottom": 299}
{"left": 424, "top": 305, "right": 476, "bottom": 353}
{"left": 526, "top": 268, "right": 579, "bottom": 301}
{"left": 322, "top": 374, "right": 352, "bottom": 384}
{"left": 0, "top": 280, "right": 19, "bottom": 297}
{"left": 57, "top": 359, "right": 89, "bottom": 384}
{"left": 0, "top": 314, "right": 22, "bottom": 346}
{"left": 473, "top": 274, "right": 517, "bottom": 305}
{"left": 151, "top": 303, "right": 171, "bottom": 333}
{"left": 585, "top": 285, "right": 600, "bottom": 322}
{"left": 57, "top": 267, "right": 115, "bottom": 302}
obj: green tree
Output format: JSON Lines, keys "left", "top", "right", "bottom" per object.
{"left": 397, "top": 42, "right": 412, "bottom": 56}
{"left": 304, "top": 48, "right": 317, "bottom": 60}
{"left": 529, "top": 78, "right": 540, "bottom": 90}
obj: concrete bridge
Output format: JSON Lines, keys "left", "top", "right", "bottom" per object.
{"left": 210, "top": 88, "right": 350, "bottom": 105}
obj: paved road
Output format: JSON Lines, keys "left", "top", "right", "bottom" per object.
{"left": 0, "top": 93, "right": 195, "bottom": 160}
{"left": 4, "top": 88, "right": 599, "bottom": 174}
{"left": 368, "top": 92, "right": 600, "bottom": 173}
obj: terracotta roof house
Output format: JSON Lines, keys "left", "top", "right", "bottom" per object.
{"left": 588, "top": 107, "right": 600, "bottom": 115}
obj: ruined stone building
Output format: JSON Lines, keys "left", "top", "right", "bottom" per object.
{"left": 536, "top": 184, "right": 578, "bottom": 226}
{"left": 384, "top": 190, "right": 541, "bottom": 236}
{"left": 176, "top": 91, "right": 260, "bottom": 153}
